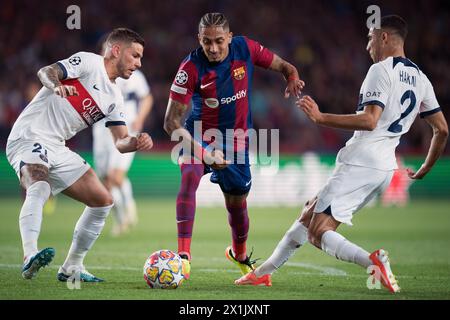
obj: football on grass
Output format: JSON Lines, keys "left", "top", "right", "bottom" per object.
{"left": 143, "top": 249, "right": 185, "bottom": 289}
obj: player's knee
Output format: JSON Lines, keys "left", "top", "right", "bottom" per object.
{"left": 102, "top": 192, "right": 114, "bottom": 206}
{"left": 225, "top": 198, "right": 246, "bottom": 209}
{"left": 112, "top": 177, "right": 123, "bottom": 187}
{"left": 307, "top": 227, "right": 323, "bottom": 248}
{"left": 86, "top": 192, "right": 114, "bottom": 207}
{"left": 183, "top": 166, "right": 202, "bottom": 180}
{"left": 178, "top": 177, "right": 200, "bottom": 197}
{"left": 107, "top": 171, "right": 123, "bottom": 187}
{"left": 299, "top": 210, "right": 313, "bottom": 227}
{"left": 307, "top": 232, "right": 318, "bottom": 248}
{"left": 26, "top": 180, "right": 51, "bottom": 200}
{"left": 180, "top": 169, "right": 202, "bottom": 191}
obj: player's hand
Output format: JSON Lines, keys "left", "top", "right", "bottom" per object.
{"left": 296, "top": 95, "right": 323, "bottom": 124}
{"left": 54, "top": 85, "right": 79, "bottom": 98}
{"left": 285, "top": 77, "right": 305, "bottom": 99}
{"left": 204, "top": 149, "right": 230, "bottom": 170}
{"left": 135, "top": 132, "right": 153, "bottom": 151}
{"left": 406, "top": 165, "right": 430, "bottom": 180}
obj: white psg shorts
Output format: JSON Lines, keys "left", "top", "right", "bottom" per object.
{"left": 315, "top": 162, "right": 394, "bottom": 226}
{"left": 6, "top": 139, "right": 90, "bottom": 195}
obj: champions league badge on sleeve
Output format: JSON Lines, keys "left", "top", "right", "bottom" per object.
{"left": 69, "top": 56, "right": 81, "bottom": 66}
{"left": 175, "top": 70, "right": 188, "bottom": 85}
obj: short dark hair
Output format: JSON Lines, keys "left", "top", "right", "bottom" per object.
{"left": 381, "top": 15, "right": 408, "bottom": 41}
{"left": 199, "top": 13, "right": 229, "bottom": 32}
{"left": 105, "top": 28, "right": 145, "bottom": 47}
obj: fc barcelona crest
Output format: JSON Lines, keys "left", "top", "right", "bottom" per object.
{"left": 233, "top": 66, "right": 245, "bottom": 80}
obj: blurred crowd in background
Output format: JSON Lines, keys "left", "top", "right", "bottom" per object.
{"left": 0, "top": 0, "right": 448, "bottom": 154}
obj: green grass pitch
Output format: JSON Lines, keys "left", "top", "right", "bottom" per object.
{"left": 0, "top": 197, "right": 449, "bottom": 300}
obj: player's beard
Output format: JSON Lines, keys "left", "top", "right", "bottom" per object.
{"left": 117, "top": 59, "right": 131, "bottom": 79}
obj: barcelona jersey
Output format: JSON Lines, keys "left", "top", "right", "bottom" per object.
{"left": 170, "top": 36, "right": 274, "bottom": 164}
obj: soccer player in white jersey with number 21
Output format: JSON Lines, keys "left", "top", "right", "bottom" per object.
{"left": 6, "top": 28, "right": 153, "bottom": 282}
{"left": 236, "top": 15, "right": 448, "bottom": 293}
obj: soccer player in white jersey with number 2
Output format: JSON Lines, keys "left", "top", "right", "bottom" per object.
{"left": 6, "top": 28, "right": 153, "bottom": 282}
{"left": 236, "top": 15, "right": 448, "bottom": 293}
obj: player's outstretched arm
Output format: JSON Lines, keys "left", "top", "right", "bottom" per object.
{"left": 297, "top": 95, "right": 382, "bottom": 131}
{"left": 407, "top": 112, "right": 448, "bottom": 179}
{"left": 164, "top": 99, "right": 229, "bottom": 169}
{"left": 268, "top": 54, "right": 305, "bottom": 98}
{"left": 37, "top": 63, "right": 79, "bottom": 98}
{"left": 109, "top": 124, "right": 153, "bottom": 153}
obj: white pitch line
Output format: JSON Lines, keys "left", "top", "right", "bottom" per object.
{"left": 191, "top": 258, "right": 347, "bottom": 276}
{"left": 284, "top": 262, "right": 347, "bottom": 276}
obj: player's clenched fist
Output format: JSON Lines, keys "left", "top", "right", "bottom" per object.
{"left": 54, "top": 85, "right": 79, "bottom": 98}
{"left": 135, "top": 132, "right": 153, "bottom": 151}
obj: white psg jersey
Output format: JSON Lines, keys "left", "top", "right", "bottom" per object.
{"left": 92, "top": 69, "right": 150, "bottom": 139}
{"left": 8, "top": 52, "right": 125, "bottom": 145}
{"left": 337, "top": 56, "right": 441, "bottom": 170}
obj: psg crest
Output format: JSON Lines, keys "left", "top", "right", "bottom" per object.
{"left": 233, "top": 66, "right": 245, "bottom": 80}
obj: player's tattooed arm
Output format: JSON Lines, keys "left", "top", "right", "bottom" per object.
{"left": 109, "top": 125, "right": 153, "bottom": 153}
{"left": 164, "top": 99, "right": 229, "bottom": 169}
{"left": 164, "top": 99, "right": 199, "bottom": 158}
{"left": 164, "top": 99, "right": 188, "bottom": 135}
{"left": 408, "top": 112, "right": 448, "bottom": 179}
{"left": 269, "top": 54, "right": 305, "bottom": 98}
{"left": 37, "top": 63, "right": 79, "bottom": 98}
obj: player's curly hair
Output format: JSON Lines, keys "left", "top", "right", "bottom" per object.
{"left": 199, "top": 12, "right": 229, "bottom": 31}
{"left": 106, "top": 28, "right": 145, "bottom": 47}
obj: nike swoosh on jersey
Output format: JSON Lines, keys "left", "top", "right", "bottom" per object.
{"left": 200, "top": 82, "right": 214, "bottom": 89}
{"left": 93, "top": 84, "right": 100, "bottom": 90}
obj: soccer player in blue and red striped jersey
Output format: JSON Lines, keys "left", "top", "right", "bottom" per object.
{"left": 164, "top": 13, "right": 305, "bottom": 278}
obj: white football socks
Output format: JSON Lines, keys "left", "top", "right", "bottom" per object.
{"left": 121, "top": 178, "right": 137, "bottom": 224}
{"left": 111, "top": 187, "right": 126, "bottom": 225}
{"left": 320, "top": 230, "right": 372, "bottom": 268}
{"left": 19, "top": 181, "right": 51, "bottom": 260}
{"left": 121, "top": 178, "right": 134, "bottom": 208}
{"left": 61, "top": 204, "right": 112, "bottom": 272}
{"left": 255, "top": 220, "right": 308, "bottom": 277}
